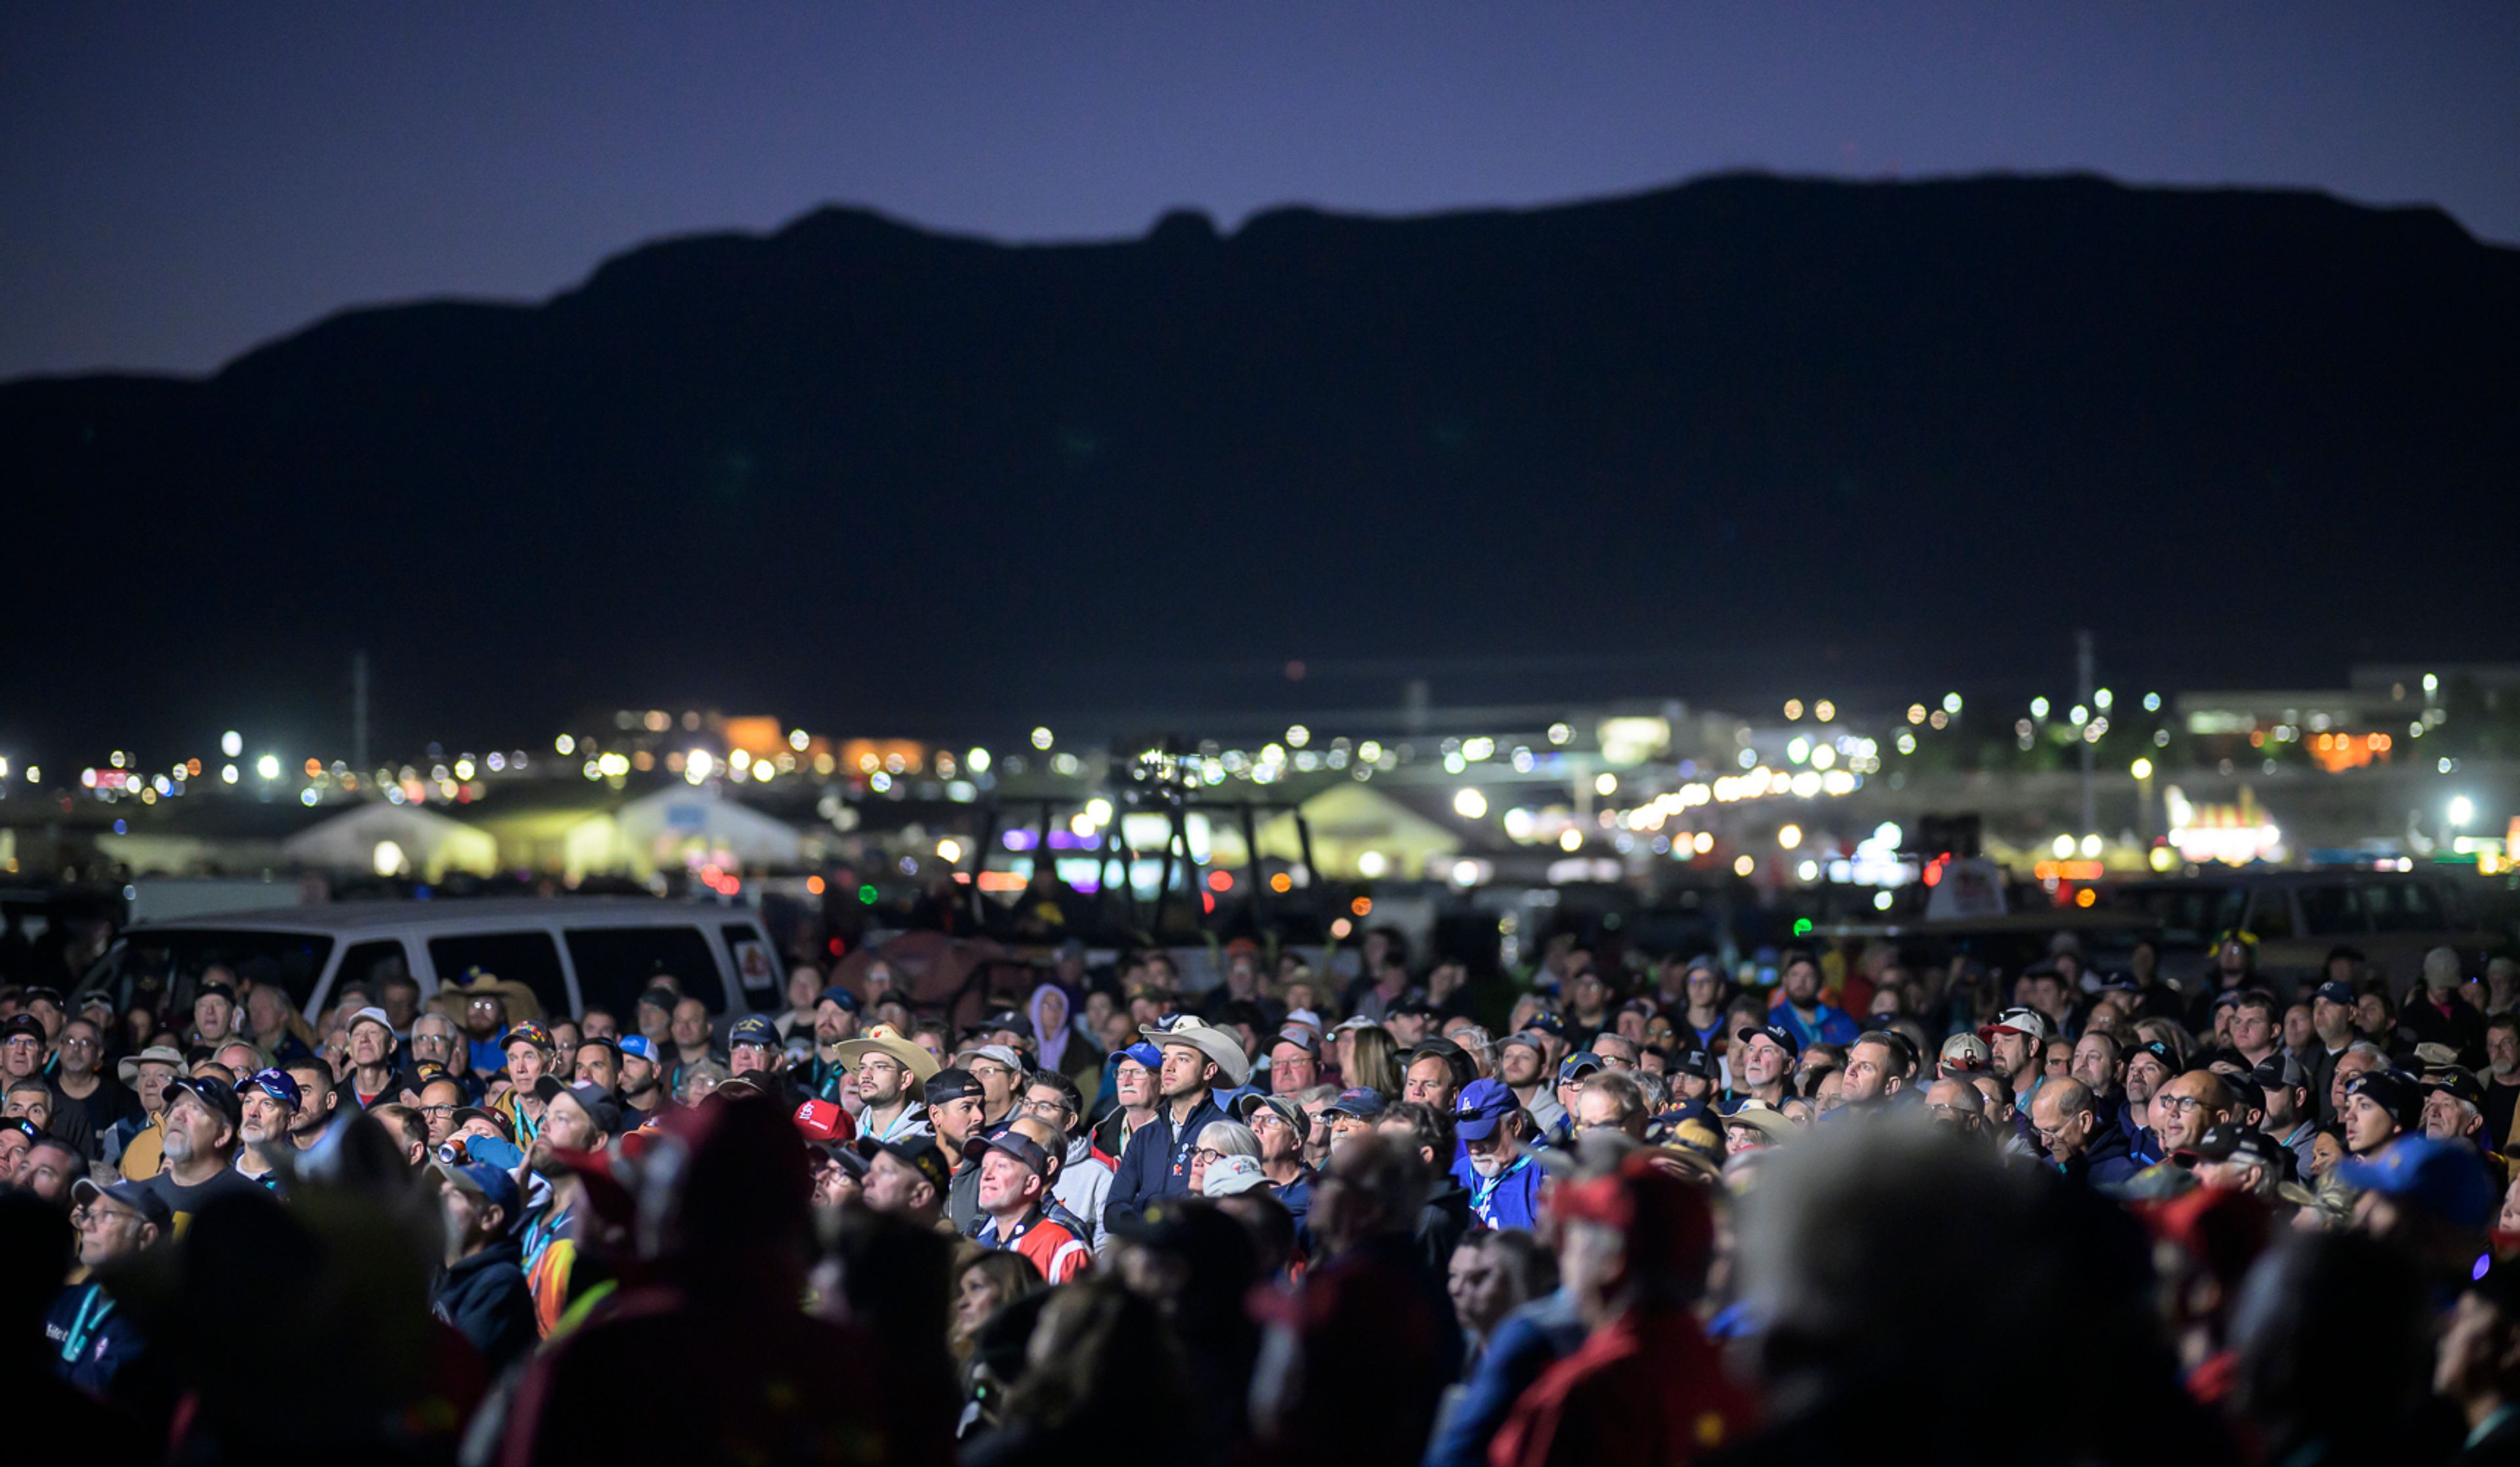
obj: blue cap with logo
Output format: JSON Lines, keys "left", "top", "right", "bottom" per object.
{"left": 238, "top": 1067, "right": 302, "bottom": 1112}
{"left": 1323, "top": 1087, "right": 1387, "bottom": 1120}
{"left": 816, "top": 986, "right": 860, "bottom": 1013}
{"left": 1120, "top": 1040, "right": 1164, "bottom": 1071}
{"left": 1452, "top": 1077, "right": 1515, "bottom": 1141}
{"left": 1559, "top": 1052, "right": 1604, "bottom": 1084}
{"left": 436, "top": 1159, "right": 524, "bottom": 1227}
{"left": 616, "top": 1034, "right": 659, "bottom": 1063}
{"left": 2333, "top": 1134, "right": 2498, "bottom": 1228}
{"left": 728, "top": 1015, "right": 781, "bottom": 1049}
{"left": 2313, "top": 979, "right": 2357, "bottom": 1006}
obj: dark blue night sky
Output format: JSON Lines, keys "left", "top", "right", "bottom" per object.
{"left": 3, "top": 1, "right": 2513, "bottom": 379}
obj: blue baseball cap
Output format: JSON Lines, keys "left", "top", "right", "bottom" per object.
{"left": 238, "top": 1067, "right": 303, "bottom": 1112}
{"left": 1119, "top": 1041, "right": 1164, "bottom": 1071}
{"left": 2333, "top": 1135, "right": 2498, "bottom": 1228}
{"left": 616, "top": 1034, "right": 659, "bottom": 1063}
{"left": 436, "top": 1159, "right": 523, "bottom": 1226}
{"left": 1452, "top": 1078, "right": 1515, "bottom": 1141}
{"left": 816, "top": 986, "right": 860, "bottom": 1013}
{"left": 2313, "top": 980, "right": 2357, "bottom": 1006}
{"left": 1559, "top": 1052, "right": 1604, "bottom": 1084}
{"left": 728, "top": 1015, "right": 781, "bottom": 1049}
{"left": 1323, "top": 1087, "right": 1386, "bottom": 1120}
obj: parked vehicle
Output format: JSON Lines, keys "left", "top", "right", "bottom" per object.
{"left": 72, "top": 897, "right": 781, "bottom": 1023}
{"left": 2102, "top": 870, "right": 2506, "bottom": 990}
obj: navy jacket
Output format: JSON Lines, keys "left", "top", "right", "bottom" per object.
{"left": 2066, "top": 1115, "right": 2145, "bottom": 1187}
{"left": 46, "top": 1282, "right": 148, "bottom": 1397}
{"left": 1420, "top": 1288, "right": 1587, "bottom": 1467}
{"left": 1105, "top": 1092, "right": 1230, "bottom": 1231}
{"left": 433, "top": 1240, "right": 537, "bottom": 1374}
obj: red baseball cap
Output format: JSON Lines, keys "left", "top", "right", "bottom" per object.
{"left": 792, "top": 1097, "right": 855, "bottom": 1145}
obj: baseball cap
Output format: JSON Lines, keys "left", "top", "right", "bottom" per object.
{"left": 1938, "top": 1033, "right": 1992, "bottom": 1074}
{"left": 70, "top": 1176, "right": 174, "bottom": 1233}
{"left": 1236, "top": 1092, "right": 1312, "bottom": 1142}
{"left": 2174, "top": 1123, "right": 2281, "bottom": 1167}
{"left": 1322, "top": 1087, "right": 1387, "bottom": 1121}
{"left": 1559, "top": 1052, "right": 1605, "bottom": 1084}
{"left": 2345, "top": 1069, "right": 2424, "bottom": 1129}
{"left": 164, "top": 1074, "right": 243, "bottom": 1129}
{"left": 2129, "top": 1039, "right": 2179, "bottom": 1072}
{"left": 1200, "top": 1153, "right": 1269, "bottom": 1197}
{"left": 434, "top": 1159, "right": 524, "bottom": 1226}
{"left": 2313, "top": 979, "right": 2357, "bottom": 1006}
{"left": 2426, "top": 1069, "right": 2487, "bottom": 1110}
{"left": 0, "top": 1015, "right": 43, "bottom": 1044}
{"left": 925, "top": 1068, "right": 984, "bottom": 1107}
{"left": 1330, "top": 1015, "right": 1377, "bottom": 1035}
{"left": 2334, "top": 1135, "right": 2498, "bottom": 1227}
{"left": 728, "top": 1015, "right": 781, "bottom": 1049}
{"left": 2252, "top": 1053, "right": 2308, "bottom": 1091}
{"left": 237, "top": 1068, "right": 302, "bottom": 1111}
{"left": 195, "top": 981, "right": 238, "bottom": 1005}
{"left": 969, "top": 1124, "right": 1055, "bottom": 1180}
{"left": 1117, "top": 1040, "right": 1164, "bottom": 1071}
{"left": 637, "top": 985, "right": 679, "bottom": 1011}
{"left": 1671, "top": 1043, "right": 1716, "bottom": 1080}
{"left": 815, "top": 987, "right": 860, "bottom": 1013}
{"left": 343, "top": 1005, "right": 395, "bottom": 1038}
{"left": 1452, "top": 1078, "right": 1516, "bottom": 1141}
{"left": 978, "top": 1009, "right": 1029, "bottom": 1036}
{"left": 500, "top": 1021, "right": 555, "bottom": 1054}
{"left": 1268, "top": 1026, "right": 1322, "bottom": 1057}
{"left": 1498, "top": 1032, "right": 1545, "bottom": 1059}
{"left": 1978, "top": 1007, "right": 2050, "bottom": 1044}
{"left": 616, "top": 1034, "right": 660, "bottom": 1063}
{"left": 2097, "top": 973, "right": 2139, "bottom": 992}
{"left": 962, "top": 1044, "right": 1027, "bottom": 1074}
{"left": 859, "top": 1135, "right": 952, "bottom": 1194}
{"left": 792, "top": 1097, "right": 852, "bottom": 1144}
{"left": 1735, "top": 1022, "right": 1801, "bottom": 1059}
{"left": 555, "top": 1082, "right": 623, "bottom": 1135}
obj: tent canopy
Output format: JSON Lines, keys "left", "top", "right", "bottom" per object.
{"left": 278, "top": 802, "right": 499, "bottom": 880}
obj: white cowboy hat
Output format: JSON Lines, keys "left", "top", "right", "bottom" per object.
{"left": 1140, "top": 1017, "right": 1252, "bottom": 1089}
{"left": 831, "top": 1023, "right": 941, "bottom": 1084}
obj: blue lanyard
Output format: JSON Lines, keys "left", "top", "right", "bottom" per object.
{"left": 1470, "top": 1156, "right": 1526, "bottom": 1220}
{"left": 58, "top": 1285, "right": 112, "bottom": 1364}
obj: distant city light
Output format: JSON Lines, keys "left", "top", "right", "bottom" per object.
{"left": 1030, "top": 727, "right": 1054, "bottom": 750}
{"left": 2131, "top": 758, "right": 2154, "bottom": 779}
{"left": 1453, "top": 788, "right": 1488, "bottom": 819}
{"left": 1285, "top": 725, "right": 1310, "bottom": 748}
{"left": 1593, "top": 773, "right": 1617, "bottom": 796}
{"left": 967, "top": 747, "right": 992, "bottom": 774}
{"left": 220, "top": 731, "right": 243, "bottom": 758}
{"left": 2449, "top": 796, "right": 2475, "bottom": 827}
{"left": 220, "top": 763, "right": 238, "bottom": 784}
{"left": 1732, "top": 855, "right": 1755, "bottom": 877}
{"left": 254, "top": 754, "right": 280, "bottom": 780}
{"left": 555, "top": 734, "right": 576, "bottom": 755}
{"left": 2030, "top": 697, "right": 2050, "bottom": 719}
{"left": 1942, "top": 693, "right": 1963, "bottom": 715}
{"left": 789, "top": 728, "right": 809, "bottom": 751}
{"left": 1778, "top": 824, "right": 1803, "bottom": 849}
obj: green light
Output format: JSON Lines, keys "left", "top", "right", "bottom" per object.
{"left": 1791, "top": 918, "right": 1813, "bottom": 936}
{"left": 857, "top": 883, "right": 879, "bottom": 905}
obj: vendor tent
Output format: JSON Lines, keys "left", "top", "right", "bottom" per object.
{"left": 278, "top": 802, "right": 499, "bottom": 881}
{"left": 598, "top": 787, "right": 805, "bottom": 878}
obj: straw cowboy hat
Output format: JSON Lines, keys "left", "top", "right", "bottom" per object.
{"left": 1139, "top": 1017, "right": 1252, "bottom": 1090}
{"left": 831, "top": 1023, "right": 941, "bottom": 1084}
{"left": 431, "top": 966, "right": 543, "bottom": 1029}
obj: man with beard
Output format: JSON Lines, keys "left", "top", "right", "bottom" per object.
{"left": 431, "top": 1156, "right": 536, "bottom": 1373}
{"left": 616, "top": 1035, "right": 669, "bottom": 1126}
{"left": 2485, "top": 1014, "right": 2520, "bottom": 1153}
{"left": 833, "top": 1023, "right": 936, "bottom": 1144}
{"left": 45, "top": 1017, "right": 125, "bottom": 1162}
{"left": 1497, "top": 1032, "right": 1568, "bottom": 1137}
{"left": 231, "top": 1068, "right": 300, "bottom": 1191}
{"left": 791, "top": 987, "right": 862, "bottom": 1107}
{"left": 925, "top": 1069, "right": 990, "bottom": 1233}
{"left": 1725, "top": 1023, "right": 1796, "bottom": 1112}
{"left": 140, "top": 1076, "right": 263, "bottom": 1230}
{"left": 2256, "top": 1053, "right": 2320, "bottom": 1178}
{"left": 1770, "top": 950, "right": 1859, "bottom": 1053}
{"left": 522, "top": 1081, "right": 619, "bottom": 1335}
{"left": 1453, "top": 1078, "right": 1542, "bottom": 1229}
{"left": 1106, "top": 1019, "right": 1244, "bottom": 1231}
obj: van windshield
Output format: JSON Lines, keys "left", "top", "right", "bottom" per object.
{"left": 77, "top": 929, "right": 335, "bottom": 1015}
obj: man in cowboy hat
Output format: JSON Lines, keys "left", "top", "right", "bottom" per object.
{"left": 1105, "top": 1016, "right": 1247, "bottom": 1231}
{"left": 831, "top": 1024, "right": 940, "bottom": 1146}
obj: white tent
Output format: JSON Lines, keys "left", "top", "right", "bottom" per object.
{"left": 598, "top": 787, "right": 805, "bottom": 877}
{"left": 279, "top": 801, "right": 500, "bottom": 881}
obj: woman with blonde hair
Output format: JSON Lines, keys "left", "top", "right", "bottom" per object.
{"left": 1343, "top": 1024, "right": 1405, "bottom": 1097}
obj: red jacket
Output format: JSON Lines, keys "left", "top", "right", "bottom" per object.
{"left": 1492, "top": 1308, "right": 1757, "bottom": 1467}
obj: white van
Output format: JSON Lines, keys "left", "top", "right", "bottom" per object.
{"left": 74, "top": 897, "right": 782, "bottom": 1023}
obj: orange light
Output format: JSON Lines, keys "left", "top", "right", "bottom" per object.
{"left": 1269, "top": 872, "right": 1293, "bottom": 894}
{"left": 1208, "top": 870, "right": 1233, "bottom": 892}
{"left": 806, "top": 875, "right": 826, "bottom": 895}
{"left": 976, "top": 871, "right": 1027, "bottom": 892}
{"left": 303, "top": 757, "right": 322, "bottom": 777}
{"left": 2075, "top": 888, "right": 2097, "bottom": 908}
{"left": 1351, "top": 896, "right": 1373, "bottom": 916}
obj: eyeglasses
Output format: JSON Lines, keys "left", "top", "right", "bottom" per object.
{"left": 2158, "top": 1094, "right": 2207, "bottom": 1115}
{"left": 1192, "top": 1147, "right": 1227, "bottom": 1164}
{"left": 1018, "top": 1097, "right": 1069, "bottom": 1120}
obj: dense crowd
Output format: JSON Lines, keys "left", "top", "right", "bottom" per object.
{"left": 7, "top": 924, "right": 2520, "bottom": 1464}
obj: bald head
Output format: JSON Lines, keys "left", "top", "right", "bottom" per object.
{"left": 1924, "top": 1078, "right": 1985, "bottom": 1124}
{"left": 2033, "top": 1077, "right": 2094, "bottom": 1122}
{"left": 2154, "top": 1069, "right": 2233, "bottom": 1152}
{"left": 2030, "top": 1077, "right": 2099, "bottom": 1161}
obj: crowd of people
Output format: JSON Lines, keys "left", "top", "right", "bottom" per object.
{"left": 5, "top": 922, "right": 2520, "bottom": 1464}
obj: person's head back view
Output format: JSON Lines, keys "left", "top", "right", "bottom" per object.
{"left": 2232, "top": 1229, "right": 2432, "bottom": 1464}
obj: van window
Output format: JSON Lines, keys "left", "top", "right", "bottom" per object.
{"left": 429, "top": 932, "right": 570, "bottom": 1021}
{"left": 2296, "top": 884, "right": 2365, "bottom": 938}
{"left": 723, "top": 924, "right": 779, "bottom": 996}
{"left": 330, "top": 940, "right": 412, "bottom": 1012}
{"left": 2245, "top": 889, "right": 2295, "bottom": 941}
{"left": 567, "top": 926, "right": 723, "bottom": 1018}
{"left": 2362, "top": 880, "right": 2448, "bottom": 934}
{"left": 82, "top": 929, "right": 337, "bottom": 1014}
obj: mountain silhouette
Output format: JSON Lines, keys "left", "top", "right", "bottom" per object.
{"left": 3, "top": 171, "right": 2513, "bottom": 759}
